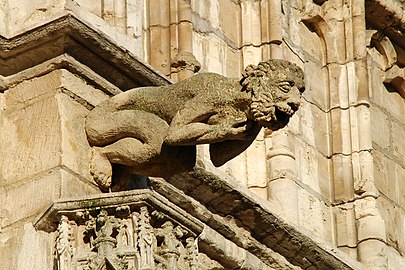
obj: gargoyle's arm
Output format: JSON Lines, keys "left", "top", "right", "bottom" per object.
{"left": 165, "top": 102, "right": 248, "bottom": 145}
{"left": 209, "top": 122, "right": 261, "bottom": 166}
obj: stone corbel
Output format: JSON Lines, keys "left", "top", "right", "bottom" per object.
{"left": 366, "top": 30, "right": 405, "bottom": 98}
{"left": 384, "top": 65, "right": 405, "bottom": 98}
{"left": 367, "top": 30, "right": 397, "bottom": 71}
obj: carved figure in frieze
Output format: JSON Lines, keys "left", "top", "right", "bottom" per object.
{"left": 84, "top": 210, "right": 121, "bottom": 257}
{"left": 55, "top": 216, "right": 74, "bottom": 270}
{"left": 134, "top": 206, "right": 155, "bottom": 269}
{"left": 185, "top": 237, "right": 198, "bottom": 270}
{"left": 85, "top": 59, "right": 305, "bottom": 190}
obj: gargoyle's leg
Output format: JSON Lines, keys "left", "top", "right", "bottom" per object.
{"left": 85, "top": 109, "right": 169, "bottom": 189}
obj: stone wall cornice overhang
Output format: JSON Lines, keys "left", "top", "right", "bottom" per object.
{"left": 34, "top": 188, "right": 290, "bottom": 270}
{"left": 0, "top": 13, "right": 171, "bottom": 91}
{"left": 34, "top": 166, "right": 363, "bottom": 269}
{"left": 158, "top": 166, "right": 363, "bottom": 270}
{"left": 366, "top": 0, "right": 405, "bottom": 50}
{"left": 34, "top": 189, "right": 204, "bottom": 234}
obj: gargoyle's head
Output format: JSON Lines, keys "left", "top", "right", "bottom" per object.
{"left": 241, "top": 59, "right": 305, "bottom": 130}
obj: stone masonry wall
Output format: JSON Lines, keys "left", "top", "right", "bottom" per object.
{"left": 1, "top": 0, "right": 405, "bottom": 269}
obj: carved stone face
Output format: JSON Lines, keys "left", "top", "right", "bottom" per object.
{"left": 250, "top": 67, "right": 305, "bottom": 130}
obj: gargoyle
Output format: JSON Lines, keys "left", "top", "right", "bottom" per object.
{"left": 85, "top": 59, "right": 305, "bottom": 190}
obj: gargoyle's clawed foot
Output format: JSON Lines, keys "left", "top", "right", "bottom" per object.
{"left": 90, "top": 147, "right": 112, "bottom": 191}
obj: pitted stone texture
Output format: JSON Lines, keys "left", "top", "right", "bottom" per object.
{"left": 0, "top": 70, "right": 108, "bottom": 228}
{"left": 85, "top": 59, "right": 305, "bottom": 190}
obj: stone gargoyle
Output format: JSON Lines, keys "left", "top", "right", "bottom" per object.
{"left": 85, "top": 59, "right": 305, "bottom": 190}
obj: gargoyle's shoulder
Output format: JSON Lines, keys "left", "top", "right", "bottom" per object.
{"left": 190, "top": 72, "right": 226, "bottom": 80}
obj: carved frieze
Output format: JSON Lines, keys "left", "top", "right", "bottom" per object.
{"left": 37, "top": 190, "right": 222, "bottom": 270}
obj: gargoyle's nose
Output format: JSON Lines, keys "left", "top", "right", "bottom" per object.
{"left": 288, "top": 101, "right": 299, "bottom": 111}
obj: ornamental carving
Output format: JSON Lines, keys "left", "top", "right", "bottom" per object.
{"left": 85, "top": 59, "right": 305, "bottom": 190}
{"left": 54, "top": 206, "right": 222, "bottom": 270}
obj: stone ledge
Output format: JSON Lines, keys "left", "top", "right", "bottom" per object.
{"left": 159, "top": 166, "right": 363, "bottom": 270}
{"left": 0, "top": 13, "right": 171, "bottom": 90}
{"left": 34, "top": 189, "right": 291, "bottom": 270}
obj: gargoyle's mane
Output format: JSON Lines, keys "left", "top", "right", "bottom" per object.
{"left": 240, "top": 59, "right": 304, "bottom": 95}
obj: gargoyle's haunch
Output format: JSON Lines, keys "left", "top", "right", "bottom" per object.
{"left": 85, "top": 59, "right": 305, "bottom": 190}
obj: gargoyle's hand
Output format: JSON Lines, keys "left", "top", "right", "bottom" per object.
{"left": 223, "top": 117, "right": 250, "bottom": 140}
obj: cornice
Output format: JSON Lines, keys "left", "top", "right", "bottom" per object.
{"left": 157, "top": 166, "right": 363, "bottom": 270}
{"left": 0, "top": 13, "right": 171, "bottom": 91}
{"left": 366, "top": 0, "right": 405, "bottom": 51}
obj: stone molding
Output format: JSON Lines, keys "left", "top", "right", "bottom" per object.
{"left": 35, "top": 188, "right": 278, "bottom": 270}
{"left": 365, "top": 0, "right": 405, "bottom": 51}
{"left": 35, "top": 167, "right": 362, "bottom": 270}
{"left": 162, "top": 166, "right": 362, "bottom": 270}
{"left": 0, "top": 13, "right": 171, "bottom": 91}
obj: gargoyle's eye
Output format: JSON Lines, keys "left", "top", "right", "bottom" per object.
{"left": 278, "top": 82, "right": 291, "bottom": 93}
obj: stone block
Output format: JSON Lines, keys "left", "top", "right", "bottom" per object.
{"left": 300, "top": 101, "right": 330, "bottom": 156}
{"left": 335, "top": 204, "right": 357, "bottom": 248}
{"left": 59, "top": 70, "right": 110, "bottom": 107}
{"left": 60, "top": 169, "right": 99, "bottom": 198}
{"left": 224, "top": 46, "right": 242, "bottom": 78}
{"left": 1, "top": 167, "right": 98, "bottom": 229}
{"left": 6, "top": 0, "right": 65, "bottom": 34}
{"left": 354, "top": 150, "right": 378, "bottom": 197}
{"left": 355, "top": 104, "right": 373, "bottom": 151}
{"left": 298, "top": 23, "right": 326, "bottom": 63}
{"left": 330, "top": 108, "right": 352, "bottom": 155}
{"left": 241, "top": 45, "right": 262, "bottom": 68}
{"left": 391, "top": 120, "right": 405, "bottom": 163}
{"left": 373, "top": 150, "right": 389, "bottom": 196}
{"left": 240, "top": 0, "right": 261, "bottom": 47}
{"left": 248, "top": 186, "right": 267, "bottom": 199}
{"left": 218, "top": 0, "right": 240, "bottom": 45}
{"left": 332, "top": 154, "right": 354, "bottom": 202}
{"left": 328, "top": 63, "right": 349, "bottom": 109}
{"left": 386, "top": 94, "right": 405, "bottom": 125}
{"left": 1, "top": 70, "right": 108, "bottom": 188}
{"left": 386, "top": 160, "right": 399, "bottom": 203}
{"left": 297, "top": 187, "right": 332, "bottom": 242}
{"left": 357, "top": 239, "right": 387, "bottom": 269}
{"left": 357, "top": 215, "right": 387, "bottom": 243}
{"left": 302, "top": 62, "right": 328, "bottom": 110}
{"left": 0, "top": 223, "right": 53, "bottom": 269}
{"left": 397, "top": 165, "right": 405, "bottom": 209}
{"left": 246, "top": 139, "right": 267, "bottom": 189}
{"left": 1, "top": 170, "right": 60, "bottom": 228}
{"left": 3, "top": 70, "right": 61, "bottom": 109}
{"left": 295, "top": 142, "right": 330, "bottom": 196}
{"left": 57, "top": 93, "right": 92, "bottom": 180}
{"left": 1, "top": 95, "right": 61, "bottom": 185}
{"left": 193, "top": 32, "right": 236, "bottom": 75}
{"left": 268, "top": 178, "right": 299, "bottom": 223}
{"left": 355, "top": 197, "right": 387, "bottom": 244}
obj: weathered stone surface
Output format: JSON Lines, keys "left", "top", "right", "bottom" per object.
{"left": 34, "top": 188, "right": 298, "bottom": 270}
{"left": 2, "top": 0, "right": 405, "bottom": 269}
{"left": 85, "top": 59, "right": 305, "bottom": 190}
{"left": 0, "top": 223, "right": 53, "bottom": 269}
{"left": 163, "top": 167, "right": 361, "bottom": 269}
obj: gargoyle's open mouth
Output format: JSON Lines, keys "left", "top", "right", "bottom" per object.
{"left": 275, "top": 102, "right": 298, "bottom": 123}
{"left": 275, "top": 106, "right": 290, "bottom": 124}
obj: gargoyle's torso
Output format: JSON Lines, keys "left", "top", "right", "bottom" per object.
{"left": 109, "top": 73, "right": 251, "bottom": 124}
